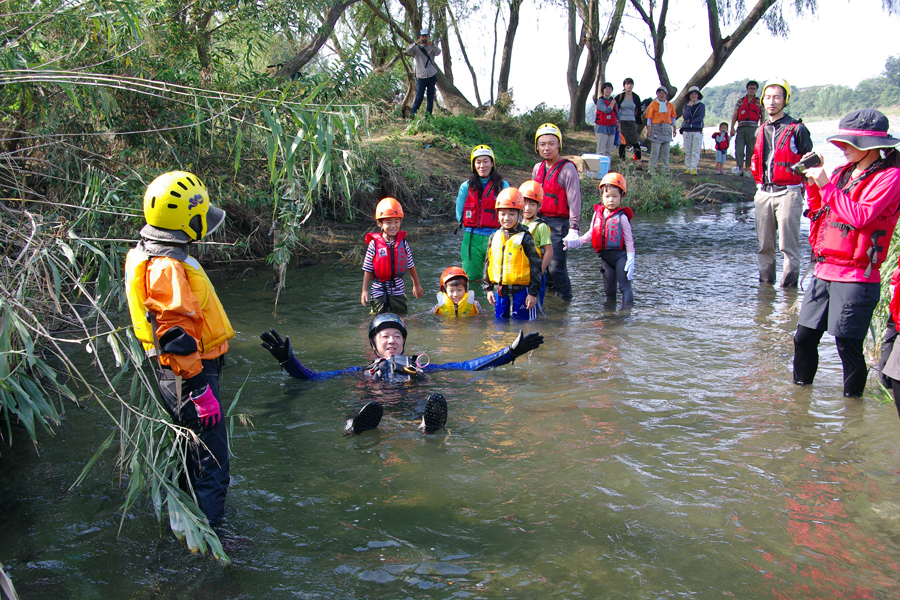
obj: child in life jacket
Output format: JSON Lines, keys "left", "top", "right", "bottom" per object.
{"left": 563, "top": 172, "right": 635, "bottom": 305}
{"left": 519, "top": 180, "right": 553, "bottom": 308}
{"left": 712, "top": 122, "right": 730, "bottom": 174}
{"left": 123, "top": 171, "right": 233, "bottom": 529}
{"left": 483, "top": 188, "right": 543, "bottom": 320}
{"left": 361, "top": 197, "right": 424, "bottom": 314}
{"left": 431, "top": 266, "right": 482, "bottom": 317}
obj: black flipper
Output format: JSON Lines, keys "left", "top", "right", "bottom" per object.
{"left": 420, "top": 393, "right": 447, "bottom": 434}
{"left": 344, "top": 402, "right": 383, "bottom": 435}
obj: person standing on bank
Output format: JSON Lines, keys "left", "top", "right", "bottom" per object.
{"left": 730, "top": 80, "right": 764, "bottom": 177}
{"left": 793, "top": 109, "right": 900, "bottom": 398}
{"left": 680, "top": 86, "right": 705, "bottom": 175}
{"left": 594, "top": 82, "right": 619, "bottom": 158}
{"left": 615, "top": 78, "right": 642, "bottom": 169}
{"left": 645, "top": 85, "right": 677, "bottom": 173}
{"left": 406, "top": 29, "right": 441, "bottom": 118}
{"left": 456, "top": 145, "right": 509, "bottom": 282}
{"left": 532, "top": 123, "right": 581, "bottom": 301}
{"left": 750, "top": 77, "right": 813, "bottom": 287}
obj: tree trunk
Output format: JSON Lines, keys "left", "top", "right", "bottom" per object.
{"left": 275, "top": 0, "right": 361, "bottom": 78}
{"left": 490, "top": 2, "right": 500, "bottom": 106}
{"left": 597, "top": 0, "right": 627, "bottom": 92}
{"left": 497, "top": 0, "right": 523, "bottom": 96}
{"left": 437, "top": 6, "right": 453, "bottom": 84}
{"left": 567, "top": 0, "right": 600, "bottom": 128}
{"left": 448, "top": 3, "right": 483, "bottom": 107}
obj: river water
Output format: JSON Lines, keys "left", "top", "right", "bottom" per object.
{"left": 3, "top": 203, "right": 900, "bottom": 599}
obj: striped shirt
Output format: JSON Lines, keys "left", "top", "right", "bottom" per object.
{"left": 362, "top": 238, "right": 416, "bottom": 297}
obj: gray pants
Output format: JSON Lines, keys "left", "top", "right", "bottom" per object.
{"left": 754, "top": 186, "right": 804, "bottom": 287}
{"left": 649, "top": 141, "right": 670, "bottom": 172}
{"left": 735, "top": 125, "right": 757, "bottom": 170}
{"left": 595, "top": 132, "right": 616, "bottom": 157}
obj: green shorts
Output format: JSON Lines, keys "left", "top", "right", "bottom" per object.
{"left": 461, "top": 231, "right": 491, "bottom": 282}
{"left": 369, "top": 293, "right": 408, "bottom": 315}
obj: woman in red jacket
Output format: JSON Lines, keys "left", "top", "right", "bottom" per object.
{"left": 793, "top": 109, "right": 900, "bottom": 397}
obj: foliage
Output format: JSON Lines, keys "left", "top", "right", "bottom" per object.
{"left": 886, "top": 55, "right": 900, "bottom": 88}
{"left": 579, "top": 170, "right": 689, "bottom": 221}
{"left": 405, "top": 114, "right": 532, "bottom": 168}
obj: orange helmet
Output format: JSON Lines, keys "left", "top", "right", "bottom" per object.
{"left": 440, "top": 266, "right": 468, "bottom": 291}
{"left": 599, "top": 172, "right": 627, "bottom": 195}
{"left": 519, "top": 180, "right": 544, "bottom": 204}
{"left": 495, "top": 187, "right": 524, "bottom": 211}
{"left": 375, "top": 197, "right": 404, "bottom": 220}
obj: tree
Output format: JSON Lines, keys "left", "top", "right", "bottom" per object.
{"left": 885, "top": 55, "right": 900, "bottom": 88}
{"left": 275, "top": 0, "right": 362, "bottom": 78}
{"left": 497, "top": 0, "right": 524, "bottom": 96}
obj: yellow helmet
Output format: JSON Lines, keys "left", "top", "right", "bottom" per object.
{"left": 143, "top": 171, "right": 223, "bottom": 241}
{"left": 470, "top": 145, "right": 495, "bottom": 172}
{"left": 534, "top": 123, "right": 562, "bottom": 154}
{"left": 762, "top": 77, "right": 792, "bottom": 106}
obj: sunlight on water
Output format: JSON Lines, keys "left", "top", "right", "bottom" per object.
{"left": 3, "top": 203, "right": 900, "bottom": 598}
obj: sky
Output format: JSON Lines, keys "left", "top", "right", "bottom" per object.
{"left": 441, "top": 0, "right": 900, "bottom": 113}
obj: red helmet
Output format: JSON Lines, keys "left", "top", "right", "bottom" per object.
{"left": 495, "top": 187, "right": 524, "bottom": 210}
{"left": 599, "top": 172, "right": 627, "bottom": 195}
{"left": 375, "top": 197, "right": 404, "bottom": 220}
{"left": 519, "top": 180, "right": 544, "bottom": 204}
{"left": 440, "top": 266, "right": 468, "bottom": 291}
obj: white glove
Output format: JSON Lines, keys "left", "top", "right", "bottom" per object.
{"left": 625, "top": 252, "right": 635, "bottom": 280}
{"left": 563, "top": 229, "right": 582, "bottom": 251}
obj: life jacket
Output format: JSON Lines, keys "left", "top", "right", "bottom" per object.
{"left": 488, "top": 230, "right": 531, "bottom": 286}
{"left": 714, "top": 132, "right": 729, "bottom": 151}
{"left": 525, "top": 218, "right": 547, "bottom": 257}
{"left": 433, "top": 291, "right": 479, "bottom": 317}
{"left": 595, "top": 98, "right": 617, "bottom": 126}
{"left": 365, "top": 354, "right": 427, "bottom": 382}
{"left": 535, "top": 159, "right": 572, "bottom": 218}
{"left": 752, "top": 122, "right": 803, "bottom": 186}
{"left": 737, "top": 96, "right": 762, "bottom": 123}
{"left": 365, "top": 231, "right": 408, "bottom": 281}
{"left": 125, "top": 249, "right": 234, "bottom": 356}
{"left": 462, "top": 181, "right": 501, "bottom": 228}
{"left": 811, "top": 163, "right": 900, "bottom": 279}
{"left": 591, "top": 206, "right": 634, "bottom": 252}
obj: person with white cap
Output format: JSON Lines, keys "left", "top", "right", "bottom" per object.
{"left": 679, "top": 85, "right": 705, "bottom": 175}
{"left": 406, "top": 28, "right": 441, "bottom": 118}
{"left": 750, "top": 77, "right": 813, "bottom": 287}
{"left": 793, "top": 109, "right": 900, "bottom": 398}
{"left": 644, "top": 85, "right": 677, "bottom": 172}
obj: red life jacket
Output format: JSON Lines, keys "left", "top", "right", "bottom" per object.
{"left": 811, "top": 163, "right": 900, "bottom": 279}
{"left": 752, "top": 122, "right": 803, "bottom": 186}
{"left": 365, "top": 231, "right": 408, "bottom": 281}
{"left": 714, "top": 132, "right": 729, "bottom": 151}
{"left": 737, "top": 96, "right": 762, "bottom": 122}
{"left": 591, "top": 205, "right": 634, "bottom": 251}
{"left": 535, "top": 158, "right": 573, "bottom": 218}
{"left": 595, "top": 98, "right": 618, "bottom": 126}
{"left": 462, "top": 181, "right": 501, "bottom": 228}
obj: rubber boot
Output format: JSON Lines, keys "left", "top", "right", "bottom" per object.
{"left": 835, "top": 337, "right": 868, "bottom": 398}
{"left": 343, "top": 402, "right": 383, "bottom": 435}
{"left": 793, "top": 326, "right": 824, "bottom": 386}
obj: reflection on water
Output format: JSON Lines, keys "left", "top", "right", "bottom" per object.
{"left": 3, "top": 203, "right": 900, "bottom": 599}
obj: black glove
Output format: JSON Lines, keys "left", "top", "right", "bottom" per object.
{"left": 260, "top": 328, "right": 294, "bottom": 364}
{"left": 509, "top": 330, "right": 544, "bottom": 358}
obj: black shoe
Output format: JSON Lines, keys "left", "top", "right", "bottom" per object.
{"left": 793, "top": 379, "right": 812, "bottom": 386}
{"left": 344, "top": 402, "right": 383, "bottom": 435}
{"left": 420, "top": 393, "right": 447, "bottom": 433}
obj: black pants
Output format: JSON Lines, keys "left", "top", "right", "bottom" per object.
{"left": 543, "top": 216, "right": 573, "bottom": 300}
{"left": 878, "top": 317, "right": 900, "bottom": 421}
{"left": 158, "top": 358, "right": 229, "bottom": 527}
{"left": 793, "top": 326, "right": 868, "bottom": 397}
{"left": 411, "top": 75, "right": 437, "bottom": 117}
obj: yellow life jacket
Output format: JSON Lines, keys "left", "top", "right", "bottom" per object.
{"left": 124, "top": 248, "right": 235, "bottom": 355}
{"left": 488, "top": 230, "right": 531, "bottom": 286}
{"left": 433, "top": 291, "right": 479, "bottom": 317}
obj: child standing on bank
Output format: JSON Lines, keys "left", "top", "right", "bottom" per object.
{"left": 361, "top": 197, "right": 424, "bottom": 314}
{"left": 519, "top": 180, "right": 553, "bottom": 308}
{"left": 564, "top": 173, "right": 635, "bottom": 305}
{"left": 712, "top": 122, "right": 730, "bottom": 174}
{"left": 483, "top": 188, "right": 543, "bottom": 320}
{"left": 431, "top": 266, "right": 482, "bottom": 317}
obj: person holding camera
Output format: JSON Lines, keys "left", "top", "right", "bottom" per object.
{"left": 406, "top": 28, "right": 441, "bottom": 118}
{"left": 750, "top": 77, "right": 813, "bottom": 287}
{"left": 793, "top": 109, "right": 900, "bottom": 398}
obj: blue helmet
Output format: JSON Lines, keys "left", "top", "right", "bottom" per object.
{"left": 368, "top": 313, "right": 407, "bottom": 348}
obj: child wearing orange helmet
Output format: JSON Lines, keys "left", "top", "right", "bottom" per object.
{"left": 431, "top": 266, "right": 482, "bottom": 316}
{"left": 361, "top": 197, "right": 424, "bottom": 314}
{"left": 483, "top": 188, "right": 543, "bottom": 320}
{"left": 519, "top": 180, "right": 553, "bottom": 308}
{"left": 563, "top": 172, "right": 635, "bottom": 305}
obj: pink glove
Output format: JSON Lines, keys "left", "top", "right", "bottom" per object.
{"left": 190, "top": 384, "right": 221, "bottom": 429}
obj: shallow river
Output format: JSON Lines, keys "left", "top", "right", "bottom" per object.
{"left": 3, "top": 202, "right": 900, "bottom": 599}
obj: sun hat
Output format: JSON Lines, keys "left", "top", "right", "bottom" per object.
{"left": 656, "top": 85, "right": 667, "bottom": 94}
{"left": 687, "top": 85, "right": 703, "bottom": 100}
{"left": 825, "top": 109, "right": 900, "bottom": 150}
{"left": 419, "top": 28, "right": 429, "bottom": 36}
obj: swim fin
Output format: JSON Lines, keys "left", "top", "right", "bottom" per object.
{"left": 420, "top": 393, "right": 447, "bottom": 433}
{"left": 343, "top": 402, "right": 383, "bottom": 435}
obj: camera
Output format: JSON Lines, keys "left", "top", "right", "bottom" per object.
{"left": 790, "top": 152, "right": 823, "bottom": 174}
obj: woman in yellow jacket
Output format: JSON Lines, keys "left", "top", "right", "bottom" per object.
{"left": 124, "top": 171, "right": 233, "bottom": 528}
{"left": 645, "top": 85, "right": 678, "bottom": 172}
